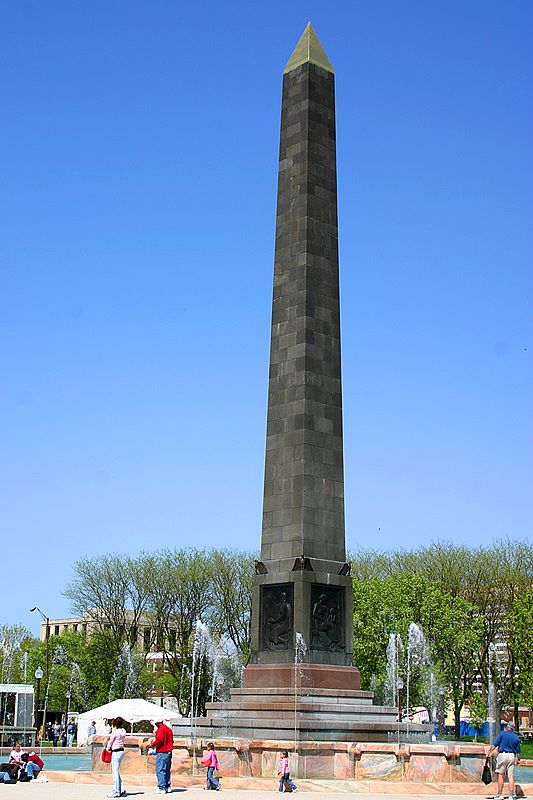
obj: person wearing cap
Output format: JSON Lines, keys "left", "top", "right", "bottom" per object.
{"left": 486, "top": 720, "right": 521, "bottom": 800}
{"left": 144, "top": 718, "right": 173, "bottom": 794}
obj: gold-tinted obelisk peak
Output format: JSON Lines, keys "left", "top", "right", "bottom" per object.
{"left": 283, "top": 22, "right": 334, "bottom": 74}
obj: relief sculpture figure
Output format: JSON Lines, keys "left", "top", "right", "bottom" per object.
{"left": 311, "top": 591, "right": 344, "bottom": 652}
{"left": 265, "top": 591, "right": 292, "bottom": 650}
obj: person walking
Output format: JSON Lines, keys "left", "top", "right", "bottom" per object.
{"left": 486, "top": 720, "right": 521, "bottom": 800}
{"left": 200, "top": 742, "right": 220, "bottom": 791}
{"left": 105, "top": 716, "right": 127, "bottom": 799}
{"left": 278, "top": 750, "right": 297, "bottom": 793}
{"left": 145, "top": 717, "right": 173, "bottom": 794}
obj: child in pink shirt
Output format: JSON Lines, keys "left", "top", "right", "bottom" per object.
{"left": 278, "top": 750, "right": 297, "bottom": 793}
{"left": 200, "top": 742, "right": 220, "bottom": 791}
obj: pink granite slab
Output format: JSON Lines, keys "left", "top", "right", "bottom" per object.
{"left": 404, "top": 754, "right": 450, "bottom": 782}
{"left": 356, "top": 753, "right": 403, "bottom": 781}
{"left": 334, "top": 750, "right": 354, "bottom": 779}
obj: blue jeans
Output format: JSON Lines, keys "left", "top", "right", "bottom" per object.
{"left": 206, "top": 766, "right": 219, "bottom": 790}
{"left": 25, "top": 763, "right": 41, "bottom": 779}
{"left": 156, "top": 751, "right": 172, "bottom": 791}
{"left": 0, "top": 772, "right": 12, "bottom": 783}
{"left": 111, "top": 750, "right": 125, "bottom": 797}
{"left": 279, "top": 772, "right": 297, "bottom": 792}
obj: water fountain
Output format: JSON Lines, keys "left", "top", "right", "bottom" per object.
{"left": 293, "top": 632, "right": 308, "bottom": 767}
{"left": 385, "top": 632, "right": 404, "bottom": 708}
{"left": 20, "top": 652, "right": 29, "bottom": 744}
{"left": 0, "top": 637, "right": 20, "bottom": 745}
{"left": 487, "top": 643, "right": 498, "bottom": 743}
{"left": 406, "top": 623, "right": 429, "bottom": 735}
{"left": 109, "top": 643, "right": 141, "bottom": 702}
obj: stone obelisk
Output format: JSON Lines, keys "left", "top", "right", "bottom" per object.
{"left": 246, "top": 24, "right": 359, "bottom": 691}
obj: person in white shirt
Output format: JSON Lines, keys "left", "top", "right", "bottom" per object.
{"left": 8, "top": 742, "right": 25, "bottom": 765}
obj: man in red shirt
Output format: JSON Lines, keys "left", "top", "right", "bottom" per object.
{"left": 145, "top": 718, "right": 173, "bottom": 794}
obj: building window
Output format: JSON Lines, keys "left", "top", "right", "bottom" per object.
{"left": 82, "top": 624, "right": 87, "bottom": 636}
{"left": 54, "top": 625, "right": 59, "bottom": 636}
{"left": 73, "top": 624, "right": 78, "bottom": 632}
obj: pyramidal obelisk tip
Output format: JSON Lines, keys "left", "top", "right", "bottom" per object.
{"left": 284, "top": 23, "right": 334, "bottom": 74}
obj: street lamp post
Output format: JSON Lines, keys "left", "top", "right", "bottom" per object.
{"left": 34, "top": 666, "right": 44, "bottom": 742}
{"left": 29, "top": 607, "right": 50, "bottom": 685}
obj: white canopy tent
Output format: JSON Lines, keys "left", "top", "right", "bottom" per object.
{"left": 77, "top": 698, "right": 181, "bottom": 745}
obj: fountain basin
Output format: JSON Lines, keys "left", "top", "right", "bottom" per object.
{"left": 90, "top": 735, "right": 496, "bottom": 783}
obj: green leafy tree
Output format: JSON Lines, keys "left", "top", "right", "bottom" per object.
{"left": 145, "top": 548, "right": 214, "bottom": 713}
{"left": 351, "top": 566, "right": 484, "bottom": 738}
{"left": 505, "top": 587, "right": 533, "bottom": 727}
{"left": 469, "top": 692, "right": 487, "bottom": 740}
{"left": 209, "top": 548, "right": 255, "bottom": 664}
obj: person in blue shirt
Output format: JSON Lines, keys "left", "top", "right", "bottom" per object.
{"left": 486, "top": 721, "right": 521, "bottom": 800}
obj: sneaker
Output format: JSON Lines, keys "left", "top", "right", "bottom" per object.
{"left": 292, "top": 789, "right": 298, "bottom": 793}
{"left": 107, "top": 794, "right": 119, "bottom": 798}
{"left": 493, "top": 794, "right": 503, "bottom": 800}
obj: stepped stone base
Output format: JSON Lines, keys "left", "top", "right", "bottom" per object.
{"left": 244, "top": 663, "right": 360, "bottom": 690}
{"left": 170, "top": 684, "right": 429, "bottom": 743}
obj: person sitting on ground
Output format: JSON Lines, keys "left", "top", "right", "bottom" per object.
{"left": 20, "top": 752, "right": 44, "bottom": 780}
{"left": 8, "top": 744, "right": 24, "bottom": 765}
{"left": 0, "top": 764, "right": 19, "bottom": 782}
{"left": 0, "top": 771, "right": 15, "bottom": 784}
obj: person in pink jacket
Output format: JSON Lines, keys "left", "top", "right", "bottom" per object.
{"left": 105, "top": 716, "right": 127, "bottom": 798}
{"left": 200, "top": 742, "right": 220, "bottom": 790}
{"left": 278, "top": 750, "right": 297, "bottom": 793}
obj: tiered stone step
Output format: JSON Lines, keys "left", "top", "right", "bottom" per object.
{"left": 171, "top": 685, "right": 430, "bottom": 742}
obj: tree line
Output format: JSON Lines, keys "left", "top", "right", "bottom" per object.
{"left": 1, "top": 540, "right": 531, "bottom": 737}
{"left": 350, "top": 539, "right": 533, "bottom": 737}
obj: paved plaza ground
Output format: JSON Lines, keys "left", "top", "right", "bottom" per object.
{"left": 0, "top": 787, "right": 517, "bottom": 800}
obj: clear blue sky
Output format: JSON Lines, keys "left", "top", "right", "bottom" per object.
{"left": 2, "top": 1, "right": 531, "bottom": 634}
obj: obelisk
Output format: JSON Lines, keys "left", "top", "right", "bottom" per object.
{"left": 247, "top": 24, "right": 359, "bottom": 690}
